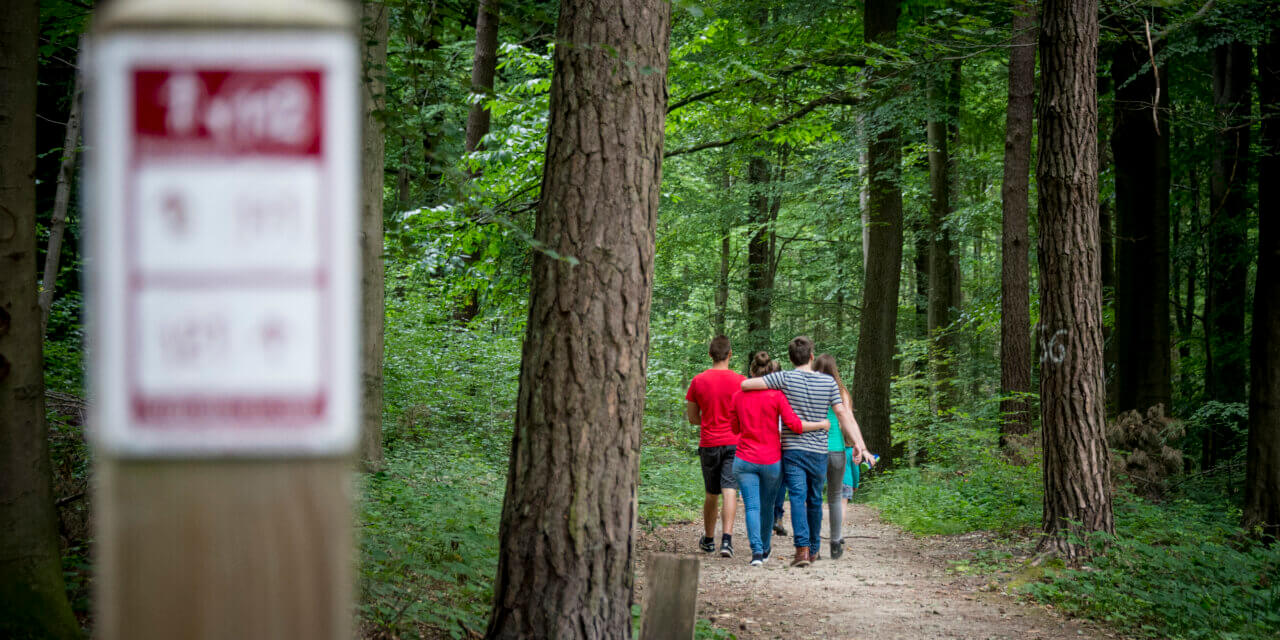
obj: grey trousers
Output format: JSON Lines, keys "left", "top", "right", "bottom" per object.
{"left": 826, "top": 451, "right": 845, "bottom": 543}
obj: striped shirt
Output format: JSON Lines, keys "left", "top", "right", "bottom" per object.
{"left": 763, "top": 369, "right": 842, "bottom": 454}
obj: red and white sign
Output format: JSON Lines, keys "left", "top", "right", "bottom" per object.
{"left": 88, "top": 33, "right": 358, "bottom": 456}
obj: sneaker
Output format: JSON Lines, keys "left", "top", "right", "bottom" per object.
{"left": 750, "top": 553, "right": 764, "bottom": 567}
{"left": 699, "top": 536, "right": 715, "bottom": 553}
{"left": 830, "top": 539, "right": 844, "bottom": 560}
{"left": 790, "top": 547, "right": 811, "bottom": 568}
{"left": 772, "top": 521, "right": 789, "bottom": 537}
{"left": 719, "top": 537, "right": 734, "bottom": 558}
{"left": 762, "top": 547, "right": 772, "bottom": 563}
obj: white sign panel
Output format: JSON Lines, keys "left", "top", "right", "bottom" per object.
{"left": 87, "top": 33, "right": 359, "bottom": 456}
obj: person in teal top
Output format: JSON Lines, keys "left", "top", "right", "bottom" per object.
{"left": 813, "top": 354, "right": 873, "bottom": 560}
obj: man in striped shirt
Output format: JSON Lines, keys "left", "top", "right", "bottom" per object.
{"left": 741, "top": 336, "right": 860, "bottom": 567}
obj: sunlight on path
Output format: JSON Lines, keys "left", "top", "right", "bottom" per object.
{"left": 636, "top": 503, "right": 1116, "bottom": 640}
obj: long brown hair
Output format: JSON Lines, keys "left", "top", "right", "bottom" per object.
{"left": 814, "top": 353, "right": 851, "bottom": 406}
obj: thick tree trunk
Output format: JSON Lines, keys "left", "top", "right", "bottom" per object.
{"left": 745, "top": 155, "right": 774, "bottom": 354}
{"left": 359, "top": 0, "right": 388, "bottom": 469}
{"left": 39, "top": 70, "right": 82, "bottom": 337}
{"left": 484, "top": 0, "right": 669, "bottom": 636}
{"left": 0, "top": 2, "right": 83, "bottom": 637}
{"left": 1111, "top": 34, "right": 1172, "bottom": 415}
{"left": 999, "top": 0, "right": 1036, "bottom": 442}
{"left": 853, "top": 0, "right": 903, "bottom": 465}
{"left": 927, "top": 63, "right": 959, "bottom": 411}
{"left": 1245, "top": 27, "right": 1280, "bottom": 542}
{"left": 1035, "top": 0, "right": 1114, "bottom": 558}
{"left": 1204, "top": 41, "right": 1252, "bottom": 469}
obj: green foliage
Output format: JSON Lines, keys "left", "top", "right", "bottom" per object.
{"left": 859, "top": 458, "right": 1041, "bottom": 535}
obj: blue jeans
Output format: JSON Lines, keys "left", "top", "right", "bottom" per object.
{"left": 782, "top": 449, "right": 827, "bottom": 550}
{"left": 773, "top": 475, "right": 787, "bottom": 524}
{"left": 732, "top": 457, "right": 782, "bottom": 556}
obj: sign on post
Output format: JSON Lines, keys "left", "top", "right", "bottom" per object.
{"left": 86, "top": 2, "right": 360, "bottom": 638}
{"left": 90, "top": 34, "right": 358, "bottom": 456}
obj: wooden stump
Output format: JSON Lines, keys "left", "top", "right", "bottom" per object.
{"left": 640, "top": 553, "right": 700, "bottom": 640}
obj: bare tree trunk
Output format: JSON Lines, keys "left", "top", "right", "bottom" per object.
{"left": 1112, "top": 31, "right": 1172, "bottom": 414}
{"left": 745, "top": 154, "right": 774, "bottom": 354}
{"left": 359, "top": 0, "right": 388, "bottom": 469}
{"left": 457, "top": 0, "right": 503, "bottom": 323}
{"left": 999, "top": 0, "right": 1036, "bottom": 442}
{"left": 1204, "top": 40, "right": 1252, "bottom": 468}
{"left": 715, "top": 169, "right": 730, "bottom": 337}
{"left": 927, "top": 62, "right": 959, "bottom": 411}
{"left": 0, "top": 2, "right": 82, "bottom": 636}
{"left": 1035, "top": 0, "right": 1114, "bottom": 559}
{"left": 1097, "top": 68, "right": 1118, "bottom": 415}
{"left": 484, "top": 0, "right": 670, "bottom": 636}
{"left": 854, "top": 0, "right": 903, "bottom": 466}
{"left": 39, "top": 70, "right": 83, "bottom": 337}
{"left": 1245, "top": 26, "right": 1280, "bottom": 542}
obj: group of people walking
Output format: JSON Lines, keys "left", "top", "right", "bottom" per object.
{"left": 685, "top": 335, "right": 876, "bottom": 567}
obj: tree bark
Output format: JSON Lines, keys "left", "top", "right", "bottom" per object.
{"left": 1245, "top": 26, "right": 1280, "bottom": 542}
{"left": 714, "top": 168, "right": 730, "bottom": 337}
{"left": 39, "top": 70, "right": 82, "bottom": 337}
{"left": 853, "top": 0, "right": 903, "bottom": 466}
{"left": 1035, "top": 0, "right": 1114, "bottom": 558}
{"left": 1204, "top": 40, "right": 1252, "bottom": 468}
{"left": 745, "top": 154, "right": 775, "bottom": 354}
{"left": 1000, "top": 0, "right": 1036, "bottom": 442}
{"left": 1097, "top": 68, "right": 1118, "bottom": 415}
{"left": 1111, "top": 32, "right": 1172, "bottom": 414}
{"left": 457, "top": 0, "right": 503, "bottom": 323}
{"left": 359, "top": 0, "right": 388, "bottom": 469}
{"left": 484, "top": 0, "right": 669, "bottom": 636}
{"left": 0, "top": 2, "right": 83, "bottom": 636}
{"left": 927, "top": 62, "right": 960, "bottom": 411}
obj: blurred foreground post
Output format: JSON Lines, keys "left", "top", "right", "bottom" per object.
{"left": 639, "top": 554, "right": 700, "bottom": 640}
{"left": 86, "top": 1, "right": 360, "bottom": 638}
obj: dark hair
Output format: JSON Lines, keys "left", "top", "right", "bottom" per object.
{"left": 709, "top": 335, "right": 732, "bottom": 362}
{"left": 749, "top": 351, "right": 780, "bottom": 377}
{"left": 787, "top": 336, "right": 814, "bottom": 366}
{"left": 814, "top": 353, "right": 850, "bottom": 405}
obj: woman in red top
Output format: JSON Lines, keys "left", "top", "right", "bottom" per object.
{"left": 728, "top": 353, "right": 829, "bottom": 566}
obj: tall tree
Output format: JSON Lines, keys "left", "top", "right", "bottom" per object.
{"left": 456, "top": 0, "right": 502, "bottom": 322}
{"left": 1246, "top": 23, "right": 1280, "bottom": 542}
{"left": 745, "top": 154, "right": 777, "bottom": 354}
{"left": 1204, "top": 39, "right": 1252, "bottom": 468}
{"left": 484, "top": 0, "right": 670, "bottom": 636}
{"left": 999, "top": 0, "right": 1036, "bottom": 442}
{"left": 927, "top": 60, "right": 961, "bottom": 411}
{"left": 853, "top": 0, "right": 903, "bottom": 464}
{"left": 0, "top": 1, "right": 83, "bottom": 636}
{"left": 1035, "top": 0, "right": 1114, "bottom": 558}
{"left": 1111, "top": 24, "right": 1172, "bottom": 414}
{"left": 38, "top": 70, "right": 82, "bottom": 337}
{"left": 360, "top": 0, "right": 388, "bottom": 469}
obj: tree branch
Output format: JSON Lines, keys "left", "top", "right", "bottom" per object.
{"left": 667, "top": 53, "right": 866, "bottom": 114}
{"left": 664, "top": 91, "right": 860, "bottom": 158}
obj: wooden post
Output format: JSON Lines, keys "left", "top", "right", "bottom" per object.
{"left": 640, "top": 553, "right": 701, "bottom": 640}
{"left": 86, "top": 2, "right": 361, "bottom": 639}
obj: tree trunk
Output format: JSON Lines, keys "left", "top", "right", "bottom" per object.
{"left": 39, "top": 70, "right": 82, "bottom": 337}
{"left": 715, "top": 229, "right": 729, "bottom": 337}
{"left": 999, "top": 0, "right": 1036, "bottom": 442}
{"left": 1245, "top": 26, "right": 1280, "bottom": 542}
{"left": 484, "top": 0, "right": 670, "bottom": 636}
{"left": 457, "top": 0, "right": 503, "bottom": 323}
{"left": 359, "top": 0, "right": 388, "bottom": 470}
{"left": 1035, "top": 0, "right": 1114, "bottom": 558}
{"left": 0, "top": 2, "right": 83, "bottom": 636}
{"left": 1111, "top": 33, "right": 1172, "bottom": 414}
{"left": 1204, "top": 40, "right": 1252, "bottom": 468}
{"left": 853, "top": 0, "right": 903, "bottom": 465}
{"left": 927, "top": 62, "right": 959, "bottom": 411}
{"left": 1097, "top": 69, "right": 1118, "bottom": 415}
{"left": 745, "top": 155, "right": 774, "bottom": 354}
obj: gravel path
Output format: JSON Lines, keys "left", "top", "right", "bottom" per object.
{"left": 635, "top": 502, "right": 1118, "bottom": 640}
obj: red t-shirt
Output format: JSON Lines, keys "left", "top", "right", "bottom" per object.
{"left": 728, "top": 389, "right": 804, "bottom": 465}
{"left": 686, "top": 368, "right": 747, "bottom": 447}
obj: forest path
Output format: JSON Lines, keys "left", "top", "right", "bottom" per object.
{"left": 635, "top": 502, "right": 1118, "bottom": 640}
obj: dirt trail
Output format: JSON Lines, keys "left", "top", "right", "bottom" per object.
{"left": 635, "top": 503, "right": 1117, "bottom": 640}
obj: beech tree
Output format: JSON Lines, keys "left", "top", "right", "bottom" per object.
{"left": 0, "top": 1, "right": 82, "bottom": 636}
{"left": 484, "top": 0, "right": 670, "bottom": 636}
{"left": 1035, "top": 0, "right": 1114, "bottom": 558}
{"left": 360, "top": 0, "right": 388, "bottom": 468}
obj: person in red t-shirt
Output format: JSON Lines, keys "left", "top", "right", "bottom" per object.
{"left": 686, "top": 335, "right": 746, "bottom": 557}
{"left": 729, "top": 353, "right": 830, "bottom": 565}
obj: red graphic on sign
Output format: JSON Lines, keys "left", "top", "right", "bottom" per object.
{"left": 134, "top": 69, "right": 323, "bottom": 156}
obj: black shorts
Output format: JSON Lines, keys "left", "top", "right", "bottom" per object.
{"left": 699, "top": 445, "right": 738, "bottom": 494}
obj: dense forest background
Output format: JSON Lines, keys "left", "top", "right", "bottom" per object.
{"left": 12, "top": 0, "right": 1280, "bottom": 638}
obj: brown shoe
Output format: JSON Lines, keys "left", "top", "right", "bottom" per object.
{"left": 790, "top": 547, "right": 811, "bottom": 568}
{"left": 809, "top": 546, "right": 820, "bottom": 562}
